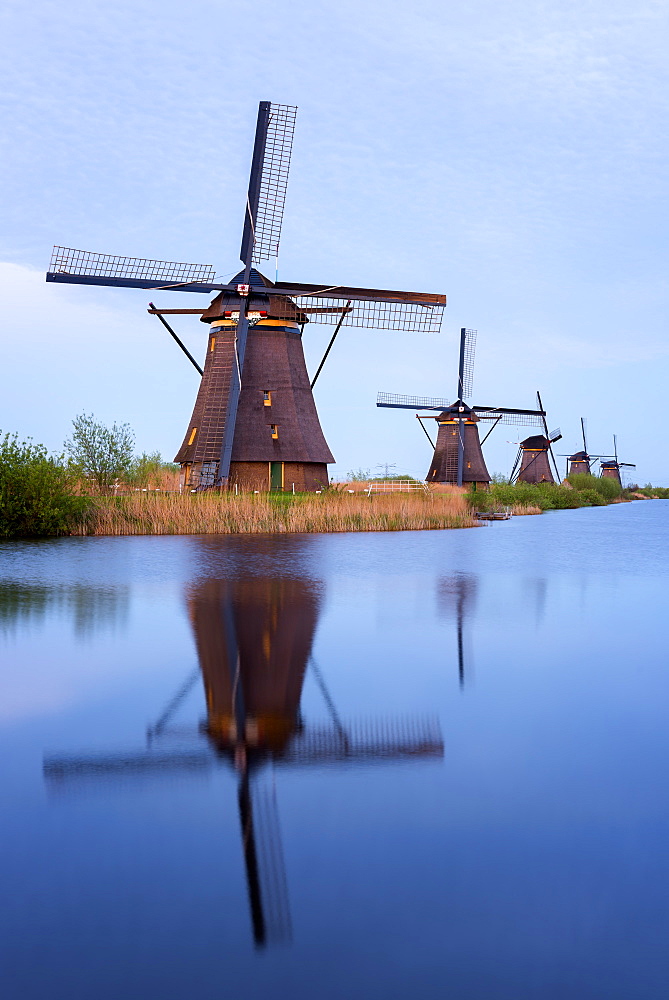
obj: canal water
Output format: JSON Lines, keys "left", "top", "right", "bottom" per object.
{"left": 1, "top": 502, "right": 668, "bottom": 999}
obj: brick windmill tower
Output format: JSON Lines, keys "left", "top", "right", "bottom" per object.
{"left": 47, "top": 102, "right": 445, "bottom": 492}
{"left": 377, "top": 328, "right": 545, "bottom": 487}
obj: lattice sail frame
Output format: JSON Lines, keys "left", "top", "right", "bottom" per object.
{"left": 461, "top": 328, "right": 477, "bottom": 399}
{"left": 252, "top": 104, "right": 298, "bottom": 265}
{"left": 49, "top": 247, "right": 216, "bottom": 285}
{"left": 474, "top": 410, "right": 544, "bottom": 427}
{"left": 43, "top": 714, "right": 443, "bottom": 779}
{"left": 376, "top": 392, "right": 544, "bottom": 427}
{"left": 282, "top": 296, "right": 445, "bottom": 333}
{"left": 377, "top": 392, "right": 450, "bottom": 409}
{"left": 251, "top": 783, "right": 292, "bottom": 945}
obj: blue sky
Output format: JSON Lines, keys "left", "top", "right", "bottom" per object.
{"left": 1, "top": 0, "right": 667, "bottom": 482}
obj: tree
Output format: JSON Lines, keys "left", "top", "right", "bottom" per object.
{"left": 0, "top": 432, "right": 87, "bottom": 538}
{"left": 65, "top": 413, "right": 135, "bottom": 494}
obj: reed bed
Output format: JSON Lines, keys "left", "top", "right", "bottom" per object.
{"left": 74, "top": 490, "right": 475, "bottom": 536}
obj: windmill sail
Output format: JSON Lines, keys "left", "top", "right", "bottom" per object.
{"left": 377, "top": 392, "right": 450, "bottom": 410}
{"left": 472, "top": 408, "right": 544, "bottom": 427}
{"left": 241, "top": 103, "right": 298, "bottom": 267}
{"left": 291, "top": 296, "right": 444, "bottom": 332}
{"left": 376, "top": 394, "right": 544, "bottom": 426}
{"left": 458, "top": 328, "right": 477, "bottom": 400}
{"left": 269, "top": 282, "right": 446, "bottom": 333}
{"left": 47, "top": 247, "right": 216, "bottom": 291}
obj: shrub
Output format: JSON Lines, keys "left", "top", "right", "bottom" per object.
{"left": 0, "top": 432, "right": 88, "bottom": 538}
{"left": 576, "top": 488, "right": 607, "bottom": 506}
{"left": 567, "top": 472, "right": 622, "bottom": 500}
{"left": 636, "top": 485, "right": 669, "bottom": 499}
{"left": 536, "top": 482, "right": 582, "bottom": 509}
{"left": 467, "top": 479, "right": 614, "bottom": 512}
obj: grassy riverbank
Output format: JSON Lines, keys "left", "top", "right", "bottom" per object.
{"left": 72, "top": 490, "right": 475, "bottom": 536}
{"left": 2, "top": 428, "right": 660, "bottom": 539}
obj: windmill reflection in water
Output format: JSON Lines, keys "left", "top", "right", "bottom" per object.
{"left": 438, "top": 574, "right": 477, "bottom": 688}
{"left": 43, "top": 576, "right": 444, "bottom": 948}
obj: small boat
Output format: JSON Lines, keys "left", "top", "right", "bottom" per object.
{"left": 474, "top": 507, "right": 512, "bottom": 521}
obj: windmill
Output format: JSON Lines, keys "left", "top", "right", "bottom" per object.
{"left": 377, "top": 327, "right": 545, "bottom": 487}
{"left": 509, "top": 392, "right": 562, "bottom": 484}
{"left": 44, "top": 575, "right": 443, "bottom": 948}
{"left": 46, "top": 102, "right": 446, "bottom": 492}
{"left": 600, "top": 435, "right": 635, "bottom": 487}
{"left": 559, "top": 418, "right": 612, "bottom": 478}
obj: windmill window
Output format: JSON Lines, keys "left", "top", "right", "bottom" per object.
{"left": 270, "top": 424, "right": 279, "bottom": 439}
{"left": 210, "top": 337, "right": 216, "bottom": 352}
{"left": 263, "top": 390, "right": 272, "bottom": 406}
{"left": 188, "top": 427, "right": 197, "bottom": 445}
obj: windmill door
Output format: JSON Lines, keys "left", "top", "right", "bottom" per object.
{"left": 270, "top": 462, "right": 284, "bottom": 491}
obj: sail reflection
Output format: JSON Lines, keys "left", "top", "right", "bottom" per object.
{"left": 44, "top": 570, "right": 443, "bottom": 949}
{"left": 437, "top": 574, "right": 477, "bottom": 687}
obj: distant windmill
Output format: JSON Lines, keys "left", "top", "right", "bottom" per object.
{"left": 377, "top": 328, "right": 545, "bottom": 487}
{"left": 46, "top": 102, "right": 446, "bottom": 493}
{"left": 600, "top": 435, "right": 635, "bottom": 486}
{"left": 559, "top": 418, "right": 612, "bottom": 478}
{"left": 44, "top": 576, "right": 443, "bottom": 948}
{"left": 509, "top": 392, "right": 562, "bottom": 484}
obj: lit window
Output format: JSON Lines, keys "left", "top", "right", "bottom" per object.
{"left": 210, "top": 336, "right": 216, "bottom": 352}
{"left": 263, "top": 390, "right": 272, "bottom": 406}
{"left": 270, "top": 424, "right": 279, "bottom": 439}
{"left": 188, "top": 427, "right": 197, "bottom": 445}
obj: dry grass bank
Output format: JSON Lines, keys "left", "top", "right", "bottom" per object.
{"left": 74, "top": 491, "right": 475, "bottom": 536}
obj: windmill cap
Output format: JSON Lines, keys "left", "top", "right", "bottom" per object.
{"left": 569, "top": 450, "right": 589, "bottom": 460}
{"left": 230, "top": 267, "right": 274, "bottom": 290}
{"left": 521, "top": 434, "right": 550, "bottom": 449}
{"left": 437, "top": 400, "right": 478, "bottom": 420}
{"left": 200, "top": 267, "right": 307, "bottom": 324}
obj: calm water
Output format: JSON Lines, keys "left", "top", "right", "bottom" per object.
{"left": 1, "top": 503, "right": 668, "bottom": 999}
